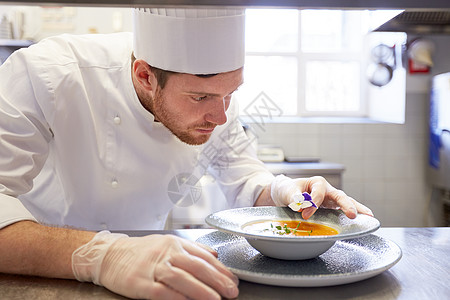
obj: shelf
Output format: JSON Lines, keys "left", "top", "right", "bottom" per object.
{"left": 0, "top": 39, "right": 33, "bottom": 47}
{"left": 0, "top": 0, "right": 449, "bottom": 9}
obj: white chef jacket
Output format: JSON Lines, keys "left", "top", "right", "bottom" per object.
{"left": 0, "top": 32, "right": 274, "bottom": 231}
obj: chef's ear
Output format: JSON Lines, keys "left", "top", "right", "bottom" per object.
{"left": 132, "top": 59, "right": 158, "bottom": 94}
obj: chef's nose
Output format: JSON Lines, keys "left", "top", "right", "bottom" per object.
{"left": 205, "top": 98, "right": 228, "bottom": 125}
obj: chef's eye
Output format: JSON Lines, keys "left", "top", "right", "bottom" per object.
{"left": 192, "top": 95, "right": 208, "bottom": 101}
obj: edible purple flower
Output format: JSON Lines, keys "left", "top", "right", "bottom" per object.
{"left": 302, "top": 192, "right": 317, "bottom": 208}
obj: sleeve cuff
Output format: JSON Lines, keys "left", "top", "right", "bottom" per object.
{"left": 0, "top": 193, "right": 37, "bottom": 229}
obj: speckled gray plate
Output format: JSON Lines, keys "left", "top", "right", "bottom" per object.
{"left": 197, "top": 231, "right": 402, "bottom": 287}
{"left": 205, "top": 207, "right": 381, "bottom": 259}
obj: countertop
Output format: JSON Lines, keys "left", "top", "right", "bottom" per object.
{"left": 0, "top": 227, "right": 449, "bottom": 299}
{"left": 264, "top": 161, "right": 345, "bottom": 189}
{"left": 264, "top": 162, "right": 345, "bottom": 176}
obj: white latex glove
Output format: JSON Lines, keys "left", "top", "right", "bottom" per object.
{"left": 270, "top": 174, "right": 316, "bottom": 211}
{"left": 72, "top": 231, "right": 239, "bottom": 300}
{"left": 270, "top": 174, "right": 373, "bottom": 220}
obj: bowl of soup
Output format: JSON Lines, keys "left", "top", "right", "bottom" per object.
{"left": 205, "top": 207, "right": 380, "bottom": 260}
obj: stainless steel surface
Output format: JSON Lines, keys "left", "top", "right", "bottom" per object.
{"left": 374, "top": 10, "right": 450, "bottom": 34}
{"left": 265, "top": 162, "right": 345, "bottom": 176}
{"left": 265, "top": 162, "right": 345, "bottom": 189}
{"left": 0, "top": 0, "right": 450, "bottom": 8}
{"left": 0, "top": 39, "right": 33, "bottom": 47}
{"left": 0, "top": 227, "right": 448, "bottom": 299}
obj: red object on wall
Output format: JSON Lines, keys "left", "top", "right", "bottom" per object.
{"left": 408, "top": 58, "right": 430, "bottom": 74}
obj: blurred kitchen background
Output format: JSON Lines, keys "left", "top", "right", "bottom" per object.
{"left": 1, "top": 4, "right": 449, "bottom": 228}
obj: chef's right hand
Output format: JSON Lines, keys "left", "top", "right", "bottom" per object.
{"left": 72, "top": 231, "right": 239, "bottom": 300}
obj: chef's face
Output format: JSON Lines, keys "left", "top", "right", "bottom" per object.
{"left": 142, "top": 66, "right": 243, "bottom": 145}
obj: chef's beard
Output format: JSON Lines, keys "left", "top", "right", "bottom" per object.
{"left": 144, "top": 88, "right": 215, "bottom": 146}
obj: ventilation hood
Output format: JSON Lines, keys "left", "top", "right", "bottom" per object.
{"left": 374, "top": 10, "right": 450, "bottom": 35}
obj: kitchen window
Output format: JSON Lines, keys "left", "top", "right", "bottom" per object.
{"left": 236, "top": 9, "right": 406, "bottom": 123}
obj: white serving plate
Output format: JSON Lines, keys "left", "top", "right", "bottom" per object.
{"left": 205, "top": 207, "right": 380, "bottom": 260}
{"left": 196, "top": 231, "right": 402, "bottom": 287}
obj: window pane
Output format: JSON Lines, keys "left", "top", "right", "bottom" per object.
{"left": 236, "top": 56, "right": 298, "bottom": 117}
{"left": 301, "top": 10, "right": 363, "bottom": 53}
{"left": 305, "top": 61, "right": 360, "bottom": 112}
{"left": 240, "top": 9, "right": 404, "bottom": 118}
{"left": 245, "top": 9, "right": 298, "bottom": 53}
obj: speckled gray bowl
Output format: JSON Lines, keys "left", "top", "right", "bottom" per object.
{"left": 205, "top": 207, "right": 380, "bottom": 260}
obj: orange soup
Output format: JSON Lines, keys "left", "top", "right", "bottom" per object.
{"left": 244, "top": 220, "right": 339, "bottom": 236}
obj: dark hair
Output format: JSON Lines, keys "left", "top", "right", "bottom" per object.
{"left": 131, "top": 53, "right": 217, "bottom": 89}
{"left": 131, "top": 53, "right": 175, "bottom": 89}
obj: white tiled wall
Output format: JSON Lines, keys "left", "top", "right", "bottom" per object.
{"left": 256, "top": 92, "right": 430, "bottom": 227}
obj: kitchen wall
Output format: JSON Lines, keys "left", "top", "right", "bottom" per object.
{"left": 254, "top": 92, "right": 429, "bottom": 227}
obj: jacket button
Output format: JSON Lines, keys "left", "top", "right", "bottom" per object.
{"left": 111, "top": 180, "right": 119, "bottom": 188}
{"left": 113, "top": 116, "right": 121, "bottom": 125}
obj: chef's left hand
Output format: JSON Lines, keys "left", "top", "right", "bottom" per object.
{"left": 270, "top": 174, "right": 373, "bottom": 220}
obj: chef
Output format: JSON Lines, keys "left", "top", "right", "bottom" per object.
{"left": 0, "top": 7, "right": 373, "bottom": 300}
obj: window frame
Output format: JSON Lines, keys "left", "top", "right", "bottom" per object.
{"left": 240, "top": 9, "right": 404, "bottom": 122}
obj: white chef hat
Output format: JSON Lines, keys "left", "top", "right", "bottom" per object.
{"left": 133, "top": 8, "right": 245, "bottom": 75}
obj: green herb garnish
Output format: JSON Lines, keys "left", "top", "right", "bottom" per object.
{"left": 268, "top": 222, "right": 312, "bottom": 236}
{"left": 283, "top": 224, "right": 291, "bottom": 234}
